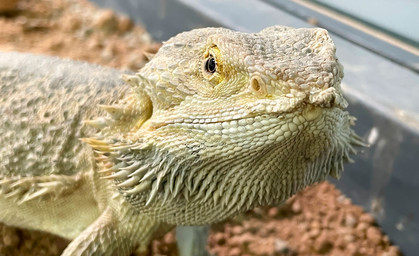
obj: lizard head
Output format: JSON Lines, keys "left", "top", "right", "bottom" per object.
{"left": 86, "top": 26, "right": 365, "bottom": 215}
{"left": 135, "top": 26, "right": 346, "bottom": 129}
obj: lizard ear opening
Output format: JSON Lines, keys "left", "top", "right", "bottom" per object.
{"left": 249, "top": 76, "right": 267, "bottom": 97}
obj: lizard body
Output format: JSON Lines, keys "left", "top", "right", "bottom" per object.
{"left": 0, "top": 26, "right": 364, "bottom": 255}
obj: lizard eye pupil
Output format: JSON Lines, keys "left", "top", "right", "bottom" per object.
{"left": 205, "top": 57, "right": 217, "bottom": 73}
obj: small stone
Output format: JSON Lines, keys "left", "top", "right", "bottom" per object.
{"left": 47, "top": 39, "right": 65, "bottom": 51}
{"left": 343, "top": 234, "right": 355, "bottom": 243}
{"left": 123, "top": 52, "right": 145, "bottom": 70}
{"left": 248, "top": 238, "right": 276, "bottom": 255}
{"left": 345, "top": 213, "right": 357, "bottom": 228}
{"left": 356, "top": 222, "right": 368, "bottom": 233}
{"left": 0, "top": 0, "right": 19, "bottom": 12}
{"left": 62, "top": 15, "right": 81, "bottom": 32}
{"left": 334, "top": 236, "right": 346, "bottom": 249}
{"left": 314, "top": 233, "right": 333, "bottom": 254}
{"left": 223, "top": 223, "right": 232, "bottom": 234}
{"left": 310, "top": 220, "right": 321, "bottom": 230}
{"left": 268, "top": 207, "right": 279, "bottom": 218}
{"left": 22, "top": 239, "right": 33, "bottom": 250}
{"left": 304, "top": 211, "right": 313, "bottom": 221}
{"left": 252, "top": 207, "right": 265, "bottom": 217}
{"left": 93, "top": 9, "right": 118, "bottom": 34}
{"left": 291, "top": 200, "right": 302, "bottom": 213}
{"left": 346, "top": 243, "right": 359, "bottom": 256}
{"left": 117, "top": 16, "right": 133, "bottom": 33}
{"left": 265, "top": 222, "right": 277, "bottom": 234}
{"left": 238, "top": 233, "right": 254, "bottom": 245}
{"left": 2, "top": 230, "right": 19, "bottom": 247}
{"left": 309, "top": 228, "right": 320, "bottom": 238}
{"left": 366, "top": 226, "right": 382, "bottom": 245}
{"left": 359, "top": 247, "right": 368, "bottom": 255}
{"left": 359, "top": 213, "right": 375, "bottom": 224}
{"left": 274, "top": 238, "right": 289, "bottom": 254}
{"left": 213, "top": 233, "right": 226, "bottom": 246}
{"left": 383, "top": 245, "right": 401, "bottom": 256}
{"left": 144, "top": 43, "right": 161, "bottom": 55}
{"left": 87, "top": 36, "right": 103, "bottom": 50}
{"left": 301, "top": 233, "right": 311, "bottom": 244}
{"left": 229, "top": 247, "right": 242, "bottom": 256}
{"left": 244, "top": 223, "right": 259, "bottom": 234}
{"left": 337, "top": 195, "right": 347, "bottom": 203}
{"left": 231, "top": 225, "right": 243, "bottom": 235}
{"left": 343, "top": 198, "right": 352, "bottom": 205}
{"left": 282, "top": 226, "right": 292, "bottom": 239}
{"left": 101, "top": 44, "right": 117, "bottom": 62}
{"left": 258, "top": 227, "right": 270, "bottom": 238}
{"left": 298, "top": 222, "right": 309, "bottom": 232}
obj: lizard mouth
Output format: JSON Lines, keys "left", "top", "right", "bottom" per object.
{"left": 147, "top": 86, "right": 346, "bottom": 131}
{"left": 146, "top": 103, "right": 327, "bottom": 135}
{"left": 153, "top": 113, "right": 294, "bottom": 131}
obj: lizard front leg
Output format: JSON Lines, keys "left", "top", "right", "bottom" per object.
{"left": 61, "top": 199, "right": 171, "bottom": 256}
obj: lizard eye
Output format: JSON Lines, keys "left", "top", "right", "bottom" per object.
{"left": 205, "top": 56, "right": 217, "bottom": 73}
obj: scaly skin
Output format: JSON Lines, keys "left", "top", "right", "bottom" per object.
{"left": 0, "top": 26, "right": 364, "bottom": 255}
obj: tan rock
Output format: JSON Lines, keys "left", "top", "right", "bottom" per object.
{"left": 117, "top": 16, "right": 133, "bottom": 33}
{"left": 61, "top": 15, "right": 81, "bottom": 32}
{"left": 268, "top": 207, "right": 279, "bottom": 218}
{"left": 291, "top": 200, "right": 302, "bottom": 213}
{"left": 308, "top": 228, "right": 320, "bottom": 238}
{"left": 229, "top": 247, "right": 242, "bottom": 256}
{"left": 382, "top": 245, "right": 401, "bottom": 256}
{"left": 2, "top": 229, "right": 19, "bottom": 247}
{"left": 359, "top": 213, "right": 375, "bottom": 224}
{"left": 366, "top": 226, "right": 382, "bottom": 245}
{"left": 213, "top": 232, "right": 226, "bottom": 246}
{"left": 93, "top": 9, "right": 118, "bottom": 34}
{"left": 274, "top": 238, "right": 290, "bottom": 254}
{"left": 345, "top": 213, "right": 358, "bottom": 228}
{"left": 231, "top": 225, "right": 243, "bottom": 235}
{"left": 314, "top": 232, "right": 333, "bottom": 254}
{"left": 0, "top": 0, "right": 19, "bottom": 12}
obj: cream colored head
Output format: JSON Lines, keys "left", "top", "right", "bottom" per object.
{"left": 138, "top": 26, "right": 345, "bottom": 126}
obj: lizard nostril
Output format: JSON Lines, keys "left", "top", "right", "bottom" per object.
{"left": 249, "top": 76, "right": 266, "bottom": 96}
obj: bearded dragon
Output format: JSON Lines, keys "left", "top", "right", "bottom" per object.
{"left": 0, "top": 26, "right": 364, "bottom": 255}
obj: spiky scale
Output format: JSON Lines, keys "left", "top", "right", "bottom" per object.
{"left": 117, "top": 176, "right": 140, "bottom": 188}
{"left": 98, "top": 104, "right": 125, "bottom": 120}
{"left": 103, "top": 170, "right": 131, "bottom": 180}
{"left": 128, "top": 164, "right": 150, "bottom": 178}
{"left": 124, "top": 180, "right": 152, "bottom": 195}
{"left": 84, "top": 118, "right": 108, "bottom": 129}
{"left": 143, "top": 52, "right": 156, "bottom": 61}
{"left": 18, "top": 187, "right": 49, "bottom": 205}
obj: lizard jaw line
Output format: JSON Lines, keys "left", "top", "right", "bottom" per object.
{"left": 149, "top": 111, "right": 308, "bottom": 134}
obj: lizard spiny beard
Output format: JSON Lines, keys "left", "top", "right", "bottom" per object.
{"left": 87, "top": 106, "right": 364, "bottom": 226}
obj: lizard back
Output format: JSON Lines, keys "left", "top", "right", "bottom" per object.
{"left": 0, "top": 52, "right": 128, "bottom": 178}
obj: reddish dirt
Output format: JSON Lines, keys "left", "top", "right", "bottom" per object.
{"left": 0, "top": 0, "right": 160, "bottom": 70}
{"left": 208, "top": 182, "right": 401, "bottom": 256}
{"left": 0, "top": 0, "right": 402, "bottom": 255}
